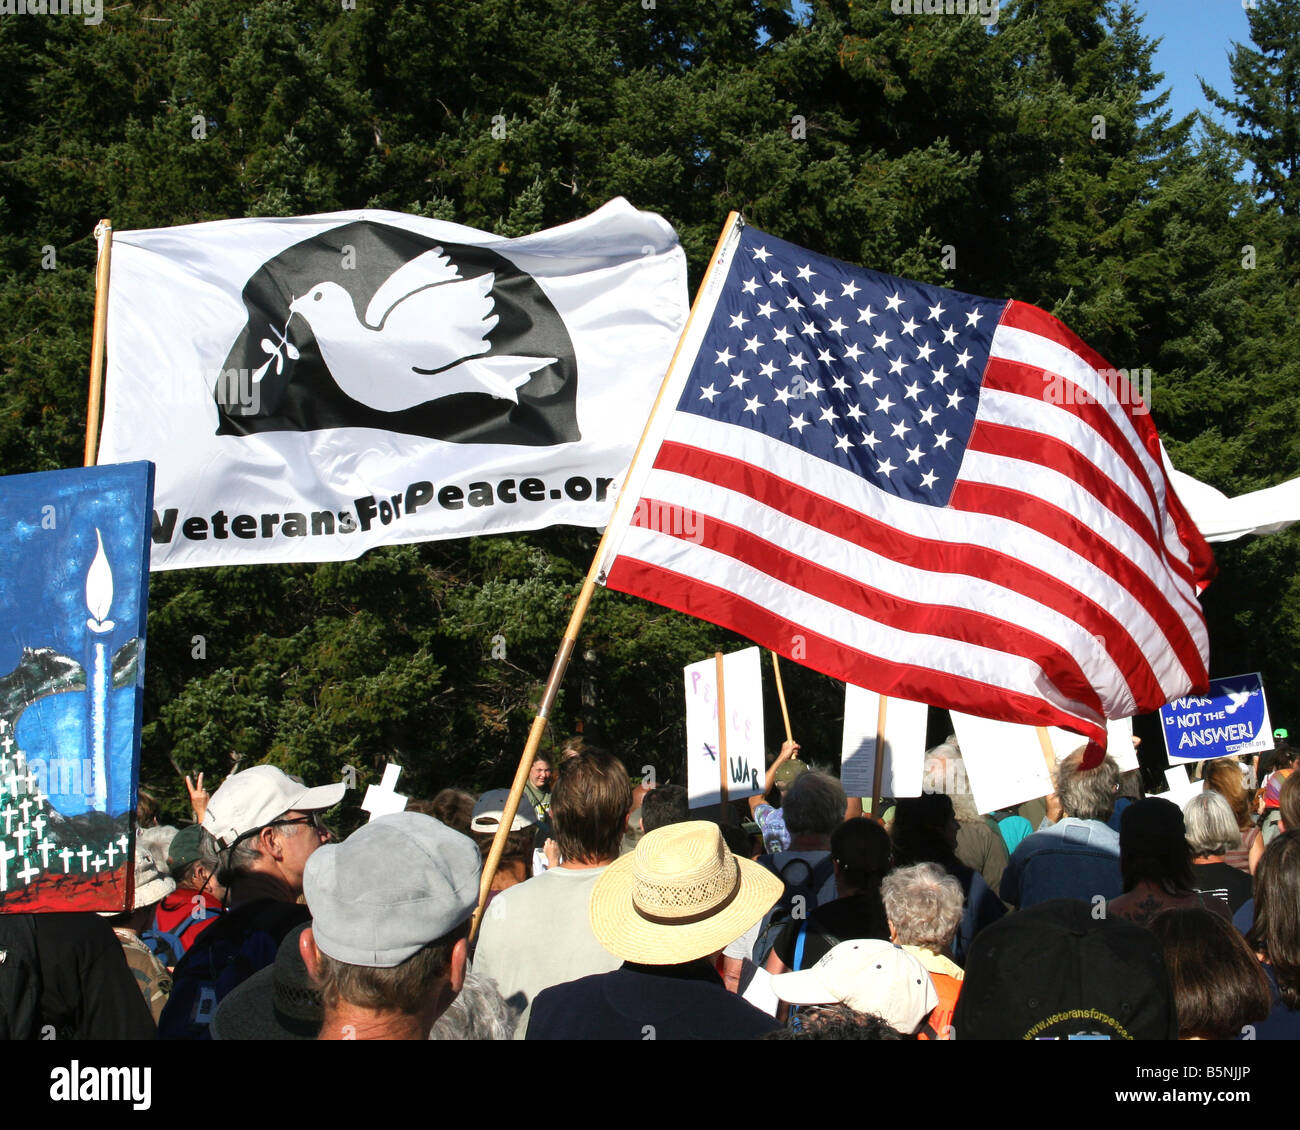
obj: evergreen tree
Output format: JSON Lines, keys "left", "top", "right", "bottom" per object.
{"left": 5, "top": 1, "right": 1300, "bottom": 817}
{"left": 1203, "top": 0, "right": 1300, "bottom": 275}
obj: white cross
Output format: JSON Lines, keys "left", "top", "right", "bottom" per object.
{"left": 36, "top": 839, "right": 54, "bottom": 868}
{"left": 59, "top": 847, "right": 74, "bottom": 873}
{"left": 1, "top": 809, "right": 15, "bottom": 835}
{"left": 21, "top": 768, "right": 38, "bottom": 791}
{"left": 105, "top": 842, "right": 119, "bottom": 867}
{"left": 0, "top": 734, "right": 12, "bottom": 754}
{"left": 18, "top": 798, "right": 32, "bottom": 823}
{"left": 90, "top": 855, "right": 106, "bottom": 874}
{"left": 17, "top": 858, "right": 38, "bottom": 885}
{"left": 116, "top": 833, "right": 129, "bottom": 854}
{"left": 76, "top": 845, "right": 93, "bottom": 871}
{"left": 14, "top": 825, "right": 30, "bottom": 854}
{"left": 29, "top": 789, "right": 46, "bottom": 809}
{"left": 0, "top": 841, "right": 14, "bottom": 891}
{"left": 3, "top": 775, "right": 17, "bottom": 798}
{"left": 31, "top": 814, "right": 45, "bottom": 839}
{"left": 361, "top": 763, "right": 408, "bottom": 822}
{"left": 0, "top": 755, "right": 10, "bottom": 777}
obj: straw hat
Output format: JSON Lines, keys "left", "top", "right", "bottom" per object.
{"left": 589, "top": 821, "right": 782, "bottom": 965}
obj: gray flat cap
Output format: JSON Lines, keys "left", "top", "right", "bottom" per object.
{"left": 304, "top": 812, "right": 481, "bottom": 967}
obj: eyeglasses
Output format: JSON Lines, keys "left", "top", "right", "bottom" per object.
{"left": 270, "top": 812, "right": 329, "bottom": 837}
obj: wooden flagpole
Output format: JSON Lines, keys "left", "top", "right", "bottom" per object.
{"left": 870, "top": 694, "right": 888, "bottom": 821}
{"left": 469, "top": 212, "right": 745, "bottom": 942}
{"left": 83, "top": 219, "right": 113, "bottom": 467}
{"left": 770, "top": 650, "right": 793, "bottom": 746}
{"left": 715, "top": 652, "right": 729, "bottom": 821}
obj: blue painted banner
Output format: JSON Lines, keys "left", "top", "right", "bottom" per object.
{"left": 1159, "top": 673, "right": 1274, "bottom": 762}
{"left": 0, "top": 461, "right": 154, "bottom": 912}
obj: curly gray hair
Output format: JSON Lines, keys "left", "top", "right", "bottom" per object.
{"left": 428, "top": 972, "right": 519, "bottom": 1040}
{"left": 881, "top": 862, "right": 964, "bottom": 953}
{"left": 921, "top": 738, "right": 980, "bottom": 822}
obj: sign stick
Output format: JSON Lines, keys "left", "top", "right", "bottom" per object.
{"left": 716, "top": 652, "right": 729, "bottom": 821}
{"left": 870, "top": 694, "right": 888, "bottom": 820}
{"left": 1035, "top": 727, "right": 1057, "bottom": 783}
{"left": 468, "top": 214, "right": 743, "bottom": 943}
{"left": 83, "top": 219, "right": 113, "bottom": 467}
{"left": 771, "top": 650, "right": 793, "bottom": 746}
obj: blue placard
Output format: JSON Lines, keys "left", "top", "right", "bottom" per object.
{"left": 1159, "top": 673, "right": 1274, "bottom": 761}
{"left": 0, "top": 461, "right": 154, "bottom": 912}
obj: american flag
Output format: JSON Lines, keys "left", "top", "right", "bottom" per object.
{"left": 598, "top": 218, "right": 1213, "bottom": 750}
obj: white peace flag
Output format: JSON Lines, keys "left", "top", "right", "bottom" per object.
{"left": 97, "top": 198, "right": 688, "bottom": 570}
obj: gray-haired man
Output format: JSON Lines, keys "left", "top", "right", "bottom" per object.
{"left": 158, "top": 764, "right": 344, "bottom": 1039}
{"left": 999, "top": 749, "right": 1122, "bottom": 910}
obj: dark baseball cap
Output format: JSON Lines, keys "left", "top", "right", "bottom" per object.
{"left": 953, "top": 899, "right": 1177, "bottom": 1040}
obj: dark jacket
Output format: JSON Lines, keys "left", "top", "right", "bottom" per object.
{"left": 0, "top": 914, "right": 156, "bottom": 1040}
{"left": 526, "top": 959, "right": 779, "bottom": 1040}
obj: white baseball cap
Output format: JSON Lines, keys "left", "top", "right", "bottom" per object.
{"left": 203, "top": 765, "right": 346, "bottom": 848}
{"left": 770, "top": 939, "right": 939, "bottom": 1035}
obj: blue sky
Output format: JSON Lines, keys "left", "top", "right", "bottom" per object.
{"left": 1137, "top": 0, "right": 1256, "bottom": 126}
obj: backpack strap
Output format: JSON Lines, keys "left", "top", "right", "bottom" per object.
{"left": 793, "top": 920, "right": 809, "bottom": 971}
{"left": 778, "top": 856, "right": 815, "bottom": 886}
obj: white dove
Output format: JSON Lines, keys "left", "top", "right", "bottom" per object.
{"left": 287, "top": 246, "right": 555, "bottom": 413}
{"left": 1224, "top": 687, "right": 1254, "bottom": 713}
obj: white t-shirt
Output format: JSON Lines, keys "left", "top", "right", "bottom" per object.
{"left": 471, "top": 865, "right": 622, "bottom": 1036}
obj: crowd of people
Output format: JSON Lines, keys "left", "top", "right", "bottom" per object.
{"left": 3, "top": 733, "right": 1298, "bottom": 1041}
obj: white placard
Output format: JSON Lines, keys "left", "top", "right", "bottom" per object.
{"left": 1046, "top": 716, "right": 1139, "bottom": 773}
{"left": 1162, "top": 767, "right": 1204, "bottom": 810}
{"left": 949, "top": 711, "right": 1056, "bottom": 815}
{"left": 683, "top": 647, "right": 765, "bottom": 809}
{"left": 840, "top": 688, "right": 928, "bottom": 799}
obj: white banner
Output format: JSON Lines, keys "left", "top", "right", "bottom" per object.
{"left": 98, "top": 199, "right": 688, "bottom": 569}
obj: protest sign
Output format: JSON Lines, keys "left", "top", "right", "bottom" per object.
{"left": 683, "top": 647, "right": 764, "bottom": 809}
{"left": 949, "top": 710, "right": 1056, "bottom": 815}
{"left": 953, "top": 713, "right": 1142, "bottom": 816}
{"left": 840, "top": 688, "right": 928, "bottom": 800}
{"left": 1047, "top": 716, "right": 1139, "bottom": 773}
{"left": 1161, "top": 766, "right": 1204, "bottom": 809}
{"left": 0, "top": 462, "right": 153, "bottom": 912}
{"left": 1159, "top": 673, "right": 1274, "bottom": 761}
